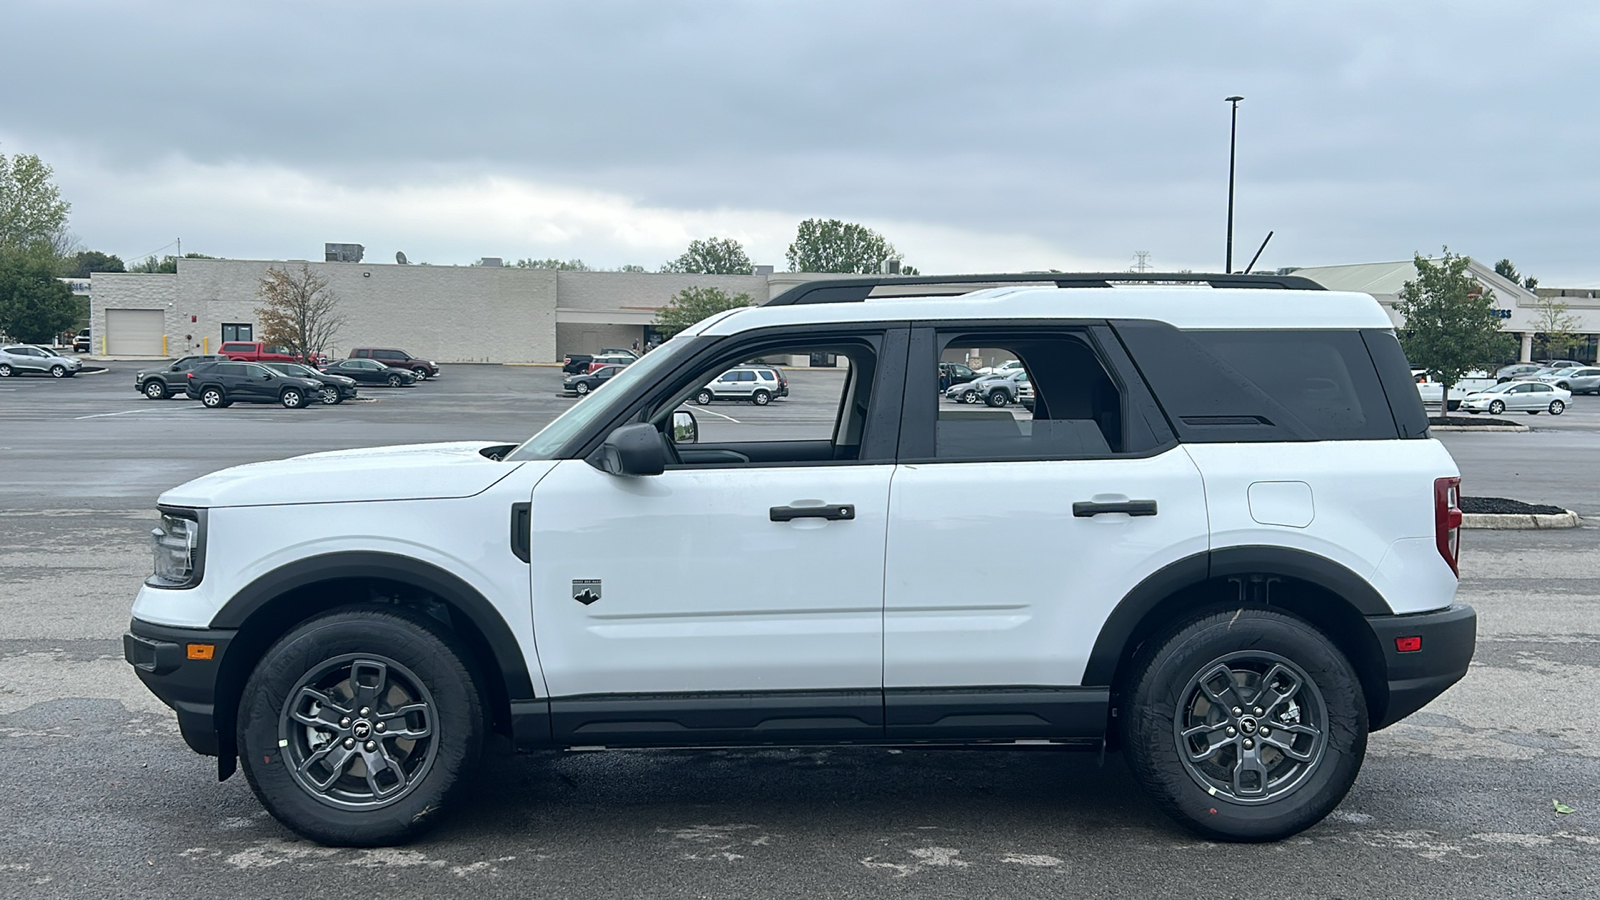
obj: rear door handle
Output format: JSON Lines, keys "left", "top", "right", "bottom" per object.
{"left": 770, "top": 504, "right": 855, "bottom": 522}
{"left": 1072, "top": 500, "right": 1158, "bottom": 517}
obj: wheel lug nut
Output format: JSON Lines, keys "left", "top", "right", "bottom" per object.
{"left": 1260, "top": 727, "right": 1271, "bottom": 736}
{"left": 343, "top": 737, "right": 355, "bottom": 749}
{"left": 1243, "top": 739, "right": 1254, "bottom": 749}
{"left": 339, "top": 717, "right": 351, "bottom": 728}
{"left": 1231, "top": 707, "right": 1241, "bottom": 716}
{"left": 364, "top": 741, "right": 377, "bottom": 752}
{"left": 1226, "top": 727, "right": 1236, "bottom": 736}
{"left": 375, "top": 721, "right": 386, "bottom": 733}
{"left": 1253, "top": 707, "right": 1263, "bottom": 716}
{"left": 360, "top": 707, "right": 370, "bottom": 716}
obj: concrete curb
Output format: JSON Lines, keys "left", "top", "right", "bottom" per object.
{"left": 1462, "top": 510, "right": 1582, "bottom": 529}
{"left": 1431, "top": 424, "right": 1530, "bottom": 433}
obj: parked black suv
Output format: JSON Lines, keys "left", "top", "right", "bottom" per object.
{"left": 262, "top": 361, "right": 359, "bottom": 404}
{"left": 183, "top": 361, "right": 325, "bottom": 408}
{"left": 136, "top": 355, "right": 226, "bottom": 400}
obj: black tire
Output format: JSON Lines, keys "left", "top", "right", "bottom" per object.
{"left": 236, "top": 606, "right": 484, "bottom": 847}
{"left": 320, "top": 387, "right": 340, "bottom": 405}
{"left": 50, "top": 364, "right": 66, "bottom": 378}
{"left": 1488, "top": 400, "right": 1505, "bottom": 415}
{"left": 201, "top": 387, "right": 228, "bottom": 408}
{"left": 413, "top": 368, "right": 430, "bottom": 380}
{"left": 1445, "top": 400, "right": 1460, "bottom": 412}
{"left": 986, "top": 389, "right": 1009, "bottom": 408}
{"left": 0, "top": 364, "right": 10, "bottom": 377}
{"left": 960, "top": 389, "right": 978, "bottom": 404}
{"left": 144, "top": 380, "right": 169, "bottom": 400}
{"left": 695, "top": 389, "right": 713, "bottom": 405}
{"left": 1556, "top": 382, "right": 1570, "bottom": 391}
{"left": 574, "top": 382, "right": 590, "bottom": 395}
{"left": 751, "top": 389, "right": 771, "bottom": 406}
{"left": 281, "top": 387, "right": 305, "bottom": 409}
{"left": 1550, "top": 400, "right": 1566, "bottom": 415}
{"left": 387, "top": 373, "right": 404, "bottom": 387}
{"left": 1121, "top": 607, "right": 1366, "bottom": 842}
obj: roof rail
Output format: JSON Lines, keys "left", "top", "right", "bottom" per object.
{"left": 763, "top": 272, "right": 1326, "bottom": 307}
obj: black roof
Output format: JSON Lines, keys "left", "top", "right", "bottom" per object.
{"left": 764, "top": 272, "right": 1325, "bottom": 307}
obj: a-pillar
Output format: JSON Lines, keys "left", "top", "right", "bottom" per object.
{"left": 1519, "top": 332, "right": 1533, "bottom": 362}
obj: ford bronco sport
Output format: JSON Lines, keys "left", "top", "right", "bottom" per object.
{"left": 125, "top": 273, "right": 1474, "bottom": 847}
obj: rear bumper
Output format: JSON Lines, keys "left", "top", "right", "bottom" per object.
{"left": 1367, "top": 602, "right": 1476, "bottom": 729}
{"left": 124, "top": 619, "right": 235, "bottom": 756}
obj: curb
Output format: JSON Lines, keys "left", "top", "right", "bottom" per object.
{"left": 1431, "top": 424, "right": 1530, "bottom": 432}
{"left": 1462, "top": 510, "right": 1582, "bottom": 530}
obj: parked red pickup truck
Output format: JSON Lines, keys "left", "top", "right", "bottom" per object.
{"left": 218, "top": 342, "right": 324, "bottom": 366}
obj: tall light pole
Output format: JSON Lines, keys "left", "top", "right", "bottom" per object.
{"left": 1225, "top": 95, "right": 1243, "bottom": 274}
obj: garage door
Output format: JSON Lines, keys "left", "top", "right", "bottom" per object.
{"left": 106, "top": 309, "right": 166, "bottom": 356}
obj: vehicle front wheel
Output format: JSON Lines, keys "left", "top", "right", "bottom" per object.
{"left": 961, "top": 389, "right": 978, "bottom": 404}
{"left": 1121, "top": 607, "right": 1366, "bottom": 842}
{"left": 0, "top": 364, "right": 11, "bottom": 377}
{"left": 320, "top": 387, "right": 340, "bottom": 405}
{"left": 387, "top": 373, "right": 404, "bottom": 387}
{"left": 413, "top": 368, "right": 430, "bottom": 380}
{"left": 574, "top": 382, "right": 590, "bottom": 395}
{"left": 201, "top": 387, "right": 228, "bottom": 408}
{"left": 237, "top": 606, "right": 484, "bottom": 846}
{"left": 1488, "top": 400, "right": 1506, "bottom": 415}
{"left": 695, "top": 389, "right": 713, "bottom": 405}
{"left": 281, "top": 387, "right": 305, "bottom": 408}
{"left": 1550, "top": 400, "right": 1566, "bottom": 415}
{"left": 751, "top": 389, "right": 771, "bottom": 406}
{"left": 144, "top": 381, "right": 168, "bottom": 400}
{"left": 986, "top": 390, "right": 1009, "bottom": 407}
{"left": 50, "top": 364, "right": 67, "bottom": 378}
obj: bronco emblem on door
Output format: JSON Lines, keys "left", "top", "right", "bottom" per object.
{"left": 572, "top": 579, "right": 602, "bottom": 605}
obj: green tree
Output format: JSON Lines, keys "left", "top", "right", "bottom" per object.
{"left": 1396, "top": 249, "right": 1516, "bottom": 417}
{"left": 1534, "top": 295, "right": 1578, "bottom": 360}
{"left": 1493, "top": 257, "right": 1539, "bottom": 292}
{"left": 618, "top": 264, "right": 647, "bottom": 273}
{"left": 653, "top": 285, "right": 753, "bottom": 338}
{"left": 0, "top": 254, "right": 76, "bottom": 342}
{"left": 661, "top": 237, "right": 753, "bottom": 275}
{"left": 255, "top": 263, "right": 345, "bottom": 361}
{"left": 63, "top": 250, "right": 125, "bottom": 278}
{"left": 513, "top": 257, "right": 590, "bottom": 271}
{"left": 130, "top": 252, "right": 215, "bottom": 274}
{"left": 0, "top": 150, "right": 71, "bottom": 257}
{"left": 785, "top": 218, "right": 911, "bottom": 274}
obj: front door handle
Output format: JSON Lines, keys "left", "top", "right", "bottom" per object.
{"left": 770, "top": 504, "right": 855, "bottom": 522}
{"left": 1072, "top": 500, "right": 1158, "bottom": 517}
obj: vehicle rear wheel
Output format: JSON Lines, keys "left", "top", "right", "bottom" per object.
{"left": 0, "top": 364, "right": 11, "bottom": 377}
{"left": 320, "top": 387, "right": 340, "bottom": 405}
{"left": 387, "top": 373, "right": 404, "bottom": 387}
{"left": 1122, "top": 607, "right": 1365, "bottom": 842}
{"left": 201, "top": 387, "right": 228, "bottom": 408}
{"left": 144, "top": 381, "right": 168, "bottom": 400}
{"left": 695, "top": 389, "right": 713, "bottom": 405}
{"left": 1488, "top": 400, "right": 1505, "bottom": 415}
{"left": 50, "top": 364, "right": 66, "bottom": 378}
{"left": 281, "top": 387, "right": 305, "bottom": 408}
{"left": 752, "top": 389, "right": 771, "bottom": 406}
{"left": 237, "top": 606, "right": 484, "bottom": 847}
{"left": 986, "top": 389, "right": 1009, "bottom": 407}
{"left": 574, "top": 382, "right": 590, "bottom": 395}
{"left": 1550, "top": 400, "right": 1566, "bottom": 415}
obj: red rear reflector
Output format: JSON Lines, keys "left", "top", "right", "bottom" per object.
{"left": 1395, "top": 636, "right": 1422, "bottom": 653}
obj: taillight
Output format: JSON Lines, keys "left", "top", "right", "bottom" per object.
{"left": 1434, "top": 476, "right": 1462, "bottom": 576}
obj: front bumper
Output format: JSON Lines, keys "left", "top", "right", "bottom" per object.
{"left": 1367, "top": 602, "right": 1476, "bottom": 729}
{"left": 124, "top": 618, "right": 235, "bottom": 757}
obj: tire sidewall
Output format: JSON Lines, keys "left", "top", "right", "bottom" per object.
{"left": 696, "top": 390, "right": 712, "bottom": 405}
{"left": 1489, "top": 400, "right": 1505, "bottom": 415}
{"left": 1122, "top": 608, "right": 1367, "bottom": 842}
{"left": 236, "top": 607, "right": 483, "bottom": 847}
{"left": 752, "top": 390, "right": 770, "bottom": 405}
{"left": 1551, "top": 400, "right": 1565, "bottom": 415}
{"left": 145, "top": 381, "right": 167, "bottom": 399}
{"left": 50, "top": 365, "right": 66, "bottom": 378}
{"left": 282, "top": 388, "right": 303, "bottom": 408}
{"left": 202, "top": 388, "right": 224, "bottom": 408}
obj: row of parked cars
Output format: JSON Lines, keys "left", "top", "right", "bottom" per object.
{"left": 561, "top": 347, "right": 792, "bottom": 405}
{"left": 135, "top": 347, "right": 438, "bottom": 409}
{"left": 1417, "top": 360, "right": 1600, "bottom": 413}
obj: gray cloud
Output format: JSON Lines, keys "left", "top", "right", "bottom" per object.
{"left": 4, "top": 0, "right": 1599, "bottom": 280}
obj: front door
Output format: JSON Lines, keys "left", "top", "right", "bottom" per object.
{"left": 527, "top": 328, "right": 906, "bottom": 745}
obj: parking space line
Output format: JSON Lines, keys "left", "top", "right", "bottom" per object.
{"left": 74, "top": 408, "right": 202, "bottom": 420}
{"left": 688, "top": 407, "right": 742, "bottom": 423}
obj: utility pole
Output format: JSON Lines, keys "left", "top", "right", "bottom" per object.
{"left": 1225, "top": 96, "right": 1243, "bottom": 274}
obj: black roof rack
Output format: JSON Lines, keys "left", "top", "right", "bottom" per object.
{"left": 763, "top": 272, "right": 1326, "bottom": 307}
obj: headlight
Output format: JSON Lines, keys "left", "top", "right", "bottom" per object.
{"left": 148, "top": 507, "right": 205, "bottom": 588}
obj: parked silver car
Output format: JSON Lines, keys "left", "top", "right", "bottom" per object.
{"left": 694, "top": 365, "right": 787, "bottom": 405}
{"left": 945, "top": 369, "right": 1026, "bottom": 407}
{"left": 0, "top": 344, "right": 83, "bottom": 378}
{"left": 1540, "top": 366, "right": 1600, "bottom": 394}
{"left": 1460, "top": 381, "right": 1570, "bottom": 415}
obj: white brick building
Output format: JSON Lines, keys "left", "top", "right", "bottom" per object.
{"left": 88, "top": 258, "right": 807, "bottom": 361}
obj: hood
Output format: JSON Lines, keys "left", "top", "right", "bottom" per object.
{"left": 160, "top": 441, "right": 524, "bottom": 508}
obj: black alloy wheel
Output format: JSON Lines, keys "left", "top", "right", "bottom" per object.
{"left": 237, "top": 606, "right": 483, "bottom": 846}
{"left": 986, "top": 389, "right": 1009, "bottom": 407}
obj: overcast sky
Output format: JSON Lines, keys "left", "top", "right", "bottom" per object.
{"left": 4, "top": 1, "right": 1599, "bottom": 282}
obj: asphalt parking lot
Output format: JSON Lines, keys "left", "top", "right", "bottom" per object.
{"left": 4, "top": 361, "right": 1600, "bottom": 898}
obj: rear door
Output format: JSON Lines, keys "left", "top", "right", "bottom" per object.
{"left": 883, "top": 324, "right": 1208, "bottom": 739}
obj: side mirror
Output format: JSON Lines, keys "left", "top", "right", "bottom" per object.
{"left": 589, "top": 423, "right": 666, "bottom": 476}
{"left": 672, "top": 410, "right": 699, "bottom": 444}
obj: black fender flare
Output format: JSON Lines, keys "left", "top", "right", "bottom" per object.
{"left": 211, "top": 551, "right": 536, "bottom": 702}
{"left": 1082, "top": 546, "right": 1391, "bottom": 686}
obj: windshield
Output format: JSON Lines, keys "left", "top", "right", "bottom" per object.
{"left": 508, "top": 337, "right": 700, "bottom": 461}
{"left": 1480, "top": 383, "right": 1514, "bottom": 394}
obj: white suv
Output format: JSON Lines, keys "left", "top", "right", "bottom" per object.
{"left": 125, "top": 273, "right": 1475, "bottom": 847}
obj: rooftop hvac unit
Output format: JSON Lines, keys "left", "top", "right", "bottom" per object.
{"left": 476, "top": 258, "right": 503, "bottom": 267}
{"left": 325, "top": 243, "right": 364, "bottom": 263}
